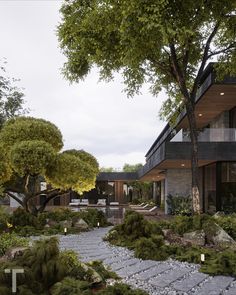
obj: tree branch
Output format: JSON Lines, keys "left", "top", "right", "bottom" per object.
{"left": 38, "top": 189, "right": 66, "bottom": 213}
{"left": 191, "top": 22, "right": 220, "bottom": 98}
{"left": 6, "top": 191, "right": 24, "bottom": 207}
{"left": 207, "top": 43, "right": 236, "bottom": 58}
{"left": 169, "top": 43, "right": 190, "bottom": 99}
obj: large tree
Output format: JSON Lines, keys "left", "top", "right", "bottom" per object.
{"left": 0, "top": 117, "right": 99, "bottom": 214}
{"left": 58, "top": 0, "right": 236, "bottom": 213}
{"left": 0, "top": 61, "right": 27, "bottom": 128}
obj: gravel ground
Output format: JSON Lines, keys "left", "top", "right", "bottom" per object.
{"left": 32, "top": 227, "right": 236, "bottom": 295}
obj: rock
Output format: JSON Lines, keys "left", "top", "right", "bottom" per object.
{"left": 44, "top": 224, "right": 50, "bottom": 228}
{"left": 183, "top": 230, "right": 206, "bottom": 246}
{"left": 60, "top": 219, "right": 72, "bottom": 228}
{"left": 212, "top": 223, "right": 236, "bottom": 247}
{"left": 5, "top": 247, "right": 28, "bottom": 260}
{"left": 162, "top": 229, "right": 173, "bottom": 238}
{"left": 80, "top": 262, "right": 102, "bottom": 283}
{"left": 213, "top": 211, "right": 225, "bottom": 219}
{"left": 47, "top": 219, "right": 58, "bottom": 227}
{"left": 74, "top": 218, "right": 89, "bottom": 230}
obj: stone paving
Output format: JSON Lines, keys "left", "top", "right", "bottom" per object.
{"left": 59, "top": 227, "right": 236, "bottom": 295}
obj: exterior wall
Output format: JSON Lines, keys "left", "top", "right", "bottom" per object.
{"left": 165, "top": 168, "right": 192, "bottom": 213}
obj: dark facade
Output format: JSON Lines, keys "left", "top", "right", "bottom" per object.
{"left": 138, "top": 63, "right": 236, "bottom": 213}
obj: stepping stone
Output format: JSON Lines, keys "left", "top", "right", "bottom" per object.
{"left": 172, "top": 272, "right": 208, "bottom": 292}
{"left": 110, "top": 258, "right": 139, "bottom": 271}
{"left": 136, "top": 264, "right": 171, "bottom": 281}
{"left": 193, "top": 276, "right": 234, "bottom": 295}
{"left": 150, "top": 267, "right": 191, "bottom": 288}
{"left": 103, "top": 256, "right": 131, "bottom": 265}
{"left": 117, "top": 260, "right": 157, "bottom": 277}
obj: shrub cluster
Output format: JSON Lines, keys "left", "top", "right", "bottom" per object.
{"left": 105, "top": 211, "right": 236, "bottom": 277}
{"left": 0, "top": 206, "right": 110, "bottom": 237}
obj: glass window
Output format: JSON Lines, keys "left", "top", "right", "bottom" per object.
{"left": 221, "top": 162, "right": 236, "bottom": 213}
{"left": 204, "top": 163, "right": 216, "bottom": 213}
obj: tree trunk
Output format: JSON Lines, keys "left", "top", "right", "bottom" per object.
{"left": 185, "top": 98, "right": 201, "bottom": 214}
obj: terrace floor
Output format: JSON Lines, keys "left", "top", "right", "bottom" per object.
{"left": 59, "top": 227, "right": 236, "bottom": 295}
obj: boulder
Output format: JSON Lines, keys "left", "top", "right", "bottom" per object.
{"left": 183, "top": 230, "right": 206, "bottom": 246}
{"left": 60, "top": 219, "right": 72, "bottom": 228}
{"left": 212, "top": 223, "right": 236, "bottom": 247}
{"left": 5, "top": 247, "right": 28, "bottom": 260}
{"left": 213, "top": 211, "right": 225, "bottom": 219}
{"left": 74, "top": 218, "right": 89, "bottom": 230}
{"left": 80, "top": 262, "right": 102, "bottom": 284}
{"left": 47, "top": 219, "right": 58, "bottom": 227}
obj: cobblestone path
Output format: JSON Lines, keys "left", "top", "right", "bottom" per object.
{"left": 59, "top": 227, "right": 236, "bottom": 295}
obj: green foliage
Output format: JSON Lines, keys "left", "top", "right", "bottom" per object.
{"left": 97, "top": 283, "right": 148, "bottom": 295}
{"left": 123, "top": 163, "right": 143, "bottom": 172}
{"left": 0, "top": 206, "right": 9, "bottom": 232}
{"left": 0, "top": 61, "right": 27, "bottom": 129}
{"left": 58, "top": 0, "right": 235, "bottom": 101}
{"left": 0, "top": 117, "right": 63, "bottom": 152}
{"left": 214, "top": 214, "right": 236, "bottom": 240}
{"left": 105, "top": 211, "right": 163, "bottom": 249}
{"left": 87, "top": 261, "right": 118, "bottom": 281}
{"left": 166, "top": 194, "right": 192, "bottom": 215}
{"left": 0, "top": 116, "right": 99, "bottom": 213}
{"left": 0, "top": 232, "right": 28, "bottom": 256}
{"left": 200, "top": 249, "right": 236, "bottom": 276}
{"left": 10, "top": 140, "right": 56, "bottom": 176}
{"left": 134, "top": 235, "right": 168, "bottom": 261}
{"left": 51, "top": 277, "right": 92, "bottom": 295}
{"left": 10, "top": 208, "right": 42, "bottom": 228}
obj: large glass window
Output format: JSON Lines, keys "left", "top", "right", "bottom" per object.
{"left": 204, "top": 163, "right": 216, "bottom": 213}
{"left": 221, "top": 162, "right": 236, "bottom": 213}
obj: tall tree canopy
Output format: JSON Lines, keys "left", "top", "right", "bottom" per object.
{"left": 0, "top": 117, "right": 99, "bottom": 214}
{"left": 0, "top": 61, "right": 27, "bottom": 128}
{"left": 58, "top": 0, "right": 236, "bottom": 213}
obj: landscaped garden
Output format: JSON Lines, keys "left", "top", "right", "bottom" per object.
{"left": 0, "top": 205, "right": 148, "bottom": 295}
{"left": 104, "top": 210, "right": 236, "bottom": 277}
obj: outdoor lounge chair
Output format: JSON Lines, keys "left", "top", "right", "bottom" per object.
{"left": 110, "top": 202, "right": 119, "bottom": 206}
{"left": 96, "top": 199, "right": 106, "bottom": 206}
{"left": 69, "top": 199, "right": 81, "bottom": 206}
{"left": 134, "top": 206, "right": 158, "bottom": 216}
{"left": 132, "top": 204, "right": 150, "bottom": 210}
{"left": 80, "top": 199, "right": 89, "bottom": 206}
{"left": 129, "top": 202, "right": 145, "bottom": 208}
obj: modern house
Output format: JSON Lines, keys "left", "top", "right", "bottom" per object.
{"left": 138, "top": 63, "right": 236, "bottom": 213}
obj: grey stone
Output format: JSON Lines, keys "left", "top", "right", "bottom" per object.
{"left": 183, "top": 230, "right": 206, "bottom": 246}
{"left": 60, "top": 219, "right": 72, "bottom": 228}
{"left": 136, "top": 264, "right": 171, "bottom": 280}
{"left": 149, "top": 268, "right": 191, "bottom": 288}
{"left": 213, "top": 224, "right": 236, "bottom": 247}
{"left": 193, "top": 276, "right": 234, "bottom": 295}
{"left": 117, "top": 260, "right": 157, "bottom": 277}
{"left": 172, "top": 272, "right": 208, "bottom": 292}
{"left": 110, "top": 258, "right": 139, "bottom": 271}
{"left": 74, "top": 218, "right": 89, "bottom": 229}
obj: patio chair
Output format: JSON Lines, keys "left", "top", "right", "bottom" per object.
{"left": 129, "top": 202, "right": 145, "bottom": 208}
{"left": 69, "top": 199, "right": 81, "bottom": 206}
{"left": 96, "top": 199, "right": 106, "bottom": 206}
{"left": 135, "top": 206, "right": 158, "bottom": 216}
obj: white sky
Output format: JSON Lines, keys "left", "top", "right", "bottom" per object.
{"left": 0, "top": 0, "right": 167, "bottom": 169}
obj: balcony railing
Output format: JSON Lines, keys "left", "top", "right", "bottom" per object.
{"left": 171, "top": 128, "right": 236, "bottom": 142}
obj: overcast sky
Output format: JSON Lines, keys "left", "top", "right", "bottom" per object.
{"left": 0, "top": 0, "right": 167, "bottom": 169}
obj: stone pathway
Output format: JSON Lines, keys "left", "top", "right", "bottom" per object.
{"left": 59, "top": 227, "right": 236, "bottom": 295}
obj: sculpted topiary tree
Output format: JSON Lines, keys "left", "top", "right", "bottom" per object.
{"left": 0, "top": 117, "right": 99, "bottom": 214}
{"left": 58, "top": 0, "right": 236, "bottom": 213}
